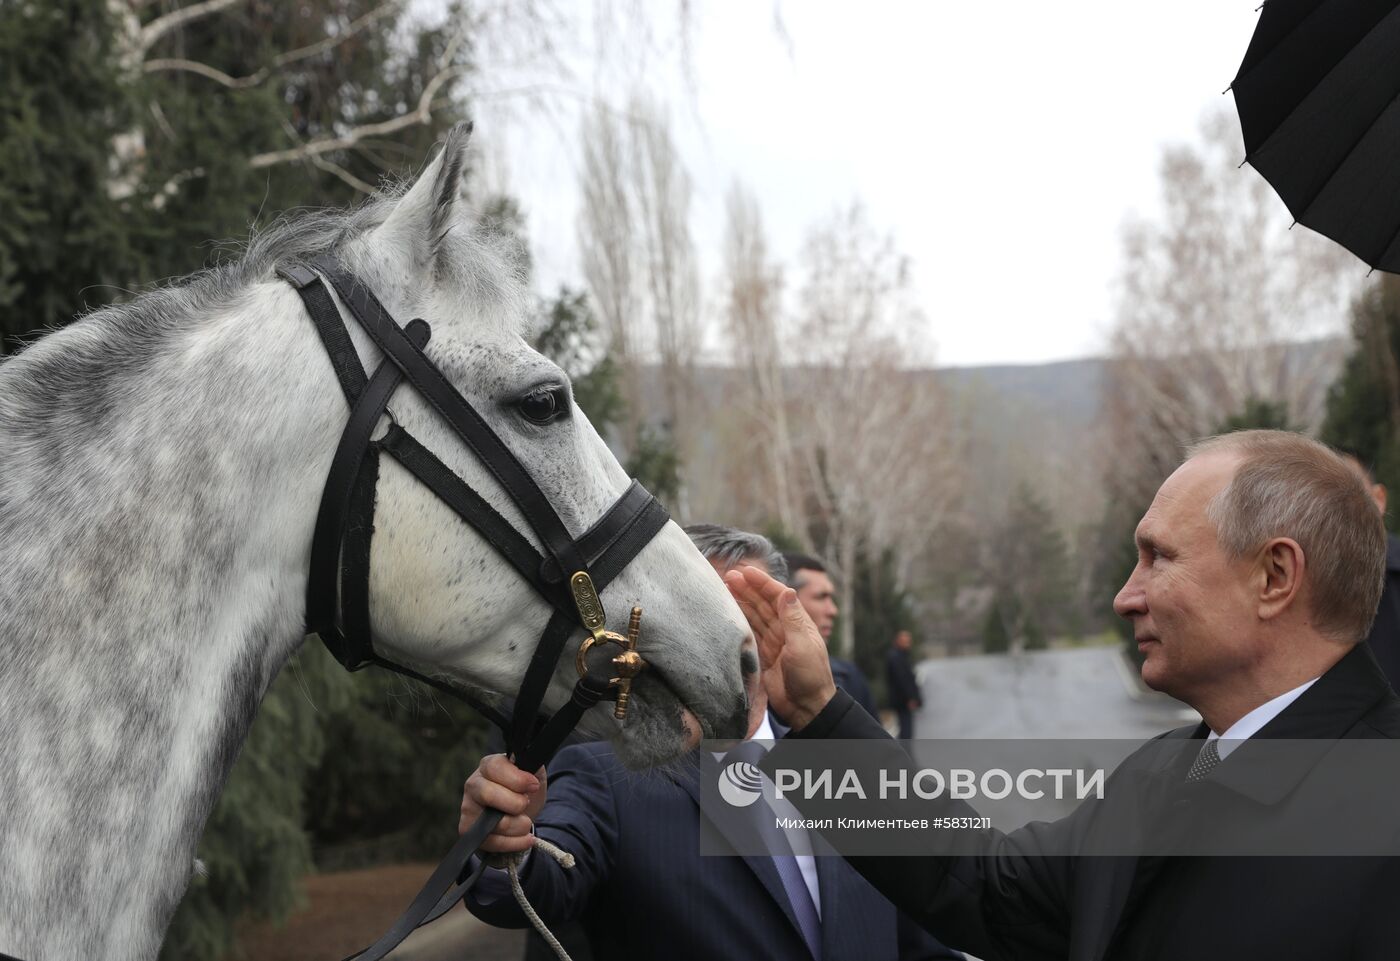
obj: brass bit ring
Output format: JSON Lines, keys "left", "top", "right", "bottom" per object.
{"left": 574, "top": 606, "right": 648, "bottom": 719}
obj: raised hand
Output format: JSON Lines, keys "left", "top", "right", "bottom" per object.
{"left": 724, "top": 564, "right": 837, "bottom": 731}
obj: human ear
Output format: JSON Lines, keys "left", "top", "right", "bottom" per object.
{"left": 1257, "top": 537, "right": 1304, "bottom": 621}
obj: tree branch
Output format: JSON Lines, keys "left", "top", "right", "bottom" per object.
{"left": 143, "top": 57, "right": 261, "bottom": 88}
{"left": 143, "top": 0, "right": 406, "bottom": 88}
{"left": 139, "top": 0, "right": 245, "bottom": 56}
{"left": 310, "top": 155, "right": 379, "bottom": 195}
{"left": 150, "top": 166, "right": 207, "bottom": 210}
{"left": 270, "top": 0, "right": 404, "bottom": 69}
{"left": 247, "top": 60, "right": 470, "bottom": 169}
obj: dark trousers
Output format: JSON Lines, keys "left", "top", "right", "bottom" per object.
{"left": 895, "top": 706, "right": 915, "bottom": 740}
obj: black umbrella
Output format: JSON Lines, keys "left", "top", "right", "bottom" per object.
{"left": 1232, "top": 0, "right": 1400, "bottom": 272}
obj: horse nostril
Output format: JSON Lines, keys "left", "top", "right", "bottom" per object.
{"left": 739, "top": 648, "right": 759, "bottom": 677}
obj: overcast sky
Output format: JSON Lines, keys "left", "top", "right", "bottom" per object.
{"left": 471, "top": 1, "right": 1272, "bottom": 368}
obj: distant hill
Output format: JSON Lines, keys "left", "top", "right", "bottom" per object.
{"left": 629, "top": 340, "right": 1343, "bottom": 537}
{"left": 939, "top": 357, "right": 1106, "bottom": 435}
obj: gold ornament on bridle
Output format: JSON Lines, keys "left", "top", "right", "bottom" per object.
{"left": 569, "top": 571, "right": 648, "bottom": 720}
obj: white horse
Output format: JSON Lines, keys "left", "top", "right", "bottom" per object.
{"left": 0, "top": 127, "right": 751, "bottom": 961}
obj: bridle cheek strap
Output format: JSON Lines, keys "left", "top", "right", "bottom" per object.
{"left": 277, "top": 258, "right": 672, "bottom": 961}
{"left": 277, "top": 258, "right": 669, "bottom": 738}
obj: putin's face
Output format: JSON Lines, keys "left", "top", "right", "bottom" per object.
{"left": 1112, "top": 452, "right": 1259, "bottom": 704}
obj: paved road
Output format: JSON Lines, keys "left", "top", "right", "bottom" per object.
{"left": 912, "top": 646, "right": 1197, "bottom": 741}
{"left": 898, "top": 646, "right": 1200, "bottom": 830}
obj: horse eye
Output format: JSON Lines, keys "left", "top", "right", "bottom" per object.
{"left": 517, "top": 385, "right": 568, "bottom": 425}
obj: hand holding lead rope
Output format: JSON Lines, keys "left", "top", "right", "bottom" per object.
{"left": 569, "top": 571, "right": 648, "bottom": 719}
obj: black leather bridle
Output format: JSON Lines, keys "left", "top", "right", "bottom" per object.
{"left": 276, "top": 256, "right": 672, "bottom": 960}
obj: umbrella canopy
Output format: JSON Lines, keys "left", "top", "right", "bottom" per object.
{"left": 1232, "top": 0, "right": 1400, "bottom": 273}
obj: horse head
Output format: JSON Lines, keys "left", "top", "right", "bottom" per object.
{"left": 309, "top": 125, "right": 751, "bottom": 766}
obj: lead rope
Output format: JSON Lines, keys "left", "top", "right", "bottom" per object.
{"left": 487, "top": 840, "right": 577, "bottom": 961}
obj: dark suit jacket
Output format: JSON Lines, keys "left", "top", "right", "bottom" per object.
{"left": 464, "top": 733, "right": 961, "bottom": 961}
{"left": 885, "top": 647, "right": 921, "bottom": 708}
{"left": 830, "top": 656, "right": 878, "bottom": 717}
{"left": 1365, "top": 533, "right": 1400, "bottom": 692}
{"left": 770, "top": 642, "right": 1400, "bottom": 961}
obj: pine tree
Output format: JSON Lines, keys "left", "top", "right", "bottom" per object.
{"left": 1, "top": 0, "right": 473, "bottom": 352}
{"left": 986, "top": 483, "right": 1074, "bottom": 649}
{"left": 0, "top": 0, "right": 135, "bottom": 350}
{"left": 1322, "top": 277, "right": 1400, "bottom": 532}
{"left": 1216, "top": 397, "right": 1297, "bottom": 435}
{"left": 981, "top": 593, "right": 1013, "bottom": 654}
{"left": 851, "top": 548, "right": 917, "bottom": 705}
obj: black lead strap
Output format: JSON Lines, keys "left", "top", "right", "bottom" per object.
{"left": 275, "top": 258, "right": 673, "bottom": 961}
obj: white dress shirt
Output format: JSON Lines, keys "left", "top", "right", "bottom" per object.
{"left": 1208, "top": 676, "right": 1319, "bottom": 759}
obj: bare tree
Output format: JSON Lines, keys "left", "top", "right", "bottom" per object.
{"left": 575, "top": 94, "right": 702, "bottom": 513}
{"left": 578, "top": 102, "right": 643, "bottom": 437}
{"left": 633, "top": 101, "right": 701, "bottom": 473}
{"left": 721, "top": 200, "right": 960, "bottom": 658}
{"left": 719, "top": 181, "right": 802, "bottom": 533}
{"left": 1103, "top": 107, "right": 1362, "bottom": 509}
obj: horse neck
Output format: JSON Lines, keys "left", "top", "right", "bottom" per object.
{"left": 0, "top": 280, "right": 343, "bottom": 959}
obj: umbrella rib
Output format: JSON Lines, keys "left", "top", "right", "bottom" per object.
{"left": 1241, "top": 4, "right": 1400, "bottom": 198}
{"left": 1236, "top": 0, "right": 1366, "bottom": 152}
{"left": 1261, "top": 83, "right": 1400, "bottom": 228}
{"left": 1234, "top": 0, "right": 1324, "bottom": 89}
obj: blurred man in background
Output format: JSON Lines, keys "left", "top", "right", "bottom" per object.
{"left": 1338, "top": 448, "right": 1400, "bottom": 691}
{"left": 783, "top": 552, "right": 879, "bottom": 718}
{"left": 885, "top": 629, "right": 922, "bottom": 740}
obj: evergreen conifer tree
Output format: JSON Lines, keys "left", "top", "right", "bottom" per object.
{"left": 1322, "top": 277, "right": 1400, "bottom": 532}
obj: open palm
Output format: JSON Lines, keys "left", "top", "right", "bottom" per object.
{"left": 724, "top": 565, "right": 837, "bottom": 730}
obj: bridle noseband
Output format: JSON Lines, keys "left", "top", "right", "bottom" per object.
{"left": 276, "top": 257, "right": 672, "bottom": 960}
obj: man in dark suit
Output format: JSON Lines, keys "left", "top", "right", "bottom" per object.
{"left": 884, "top": 630, "right": 922, "bottom": 740}
{"left": 1370, "top": 534, "right": 1400, "bottom": 689}
{"left": 1338, "top": 448, "right": 1400, "bottom": 691}
{"left": 783, "top": 552, "right": 879, "bottom": 718}
{"left": 727, "top": 430, "right": 1400, "bottom": 960}
{"left": 459, "top": 526, "right": 961, "bottom": 961}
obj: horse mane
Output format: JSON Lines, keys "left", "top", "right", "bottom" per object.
{"left": 0, "top": 183, "right": 531, "bottom": 447}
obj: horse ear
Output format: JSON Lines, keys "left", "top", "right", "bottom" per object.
{"left": 374, "top": 122, "right": 472, "bottom": 270}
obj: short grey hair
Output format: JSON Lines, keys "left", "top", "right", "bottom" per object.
{"left": 1187, "top": 430, "right": 1386, "bottom": 643}
{"left": 683, "top": 524, "right": 788, "bottom": 581}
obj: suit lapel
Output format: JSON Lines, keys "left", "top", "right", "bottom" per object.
{"left": 1181, "top": 644, "right": 1393, "bottom": 807}
{"left": 675, "top": 752, "right": 814, "bottom": 954}
{"left": 1077, "top": 646, "right": 1394, "bottom": 958}
{"left": 813, "top": 834, "right": 890, "bottom": 960}
{"left": 1069, "top": 729, "right": 1200, "bottom": 961}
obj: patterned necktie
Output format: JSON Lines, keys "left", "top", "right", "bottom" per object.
{"left": 724, "top": 739, "right": 823, "bottom": 959}
{"left": 1185, "top": 738, "right": 1222, "bottom": 782}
